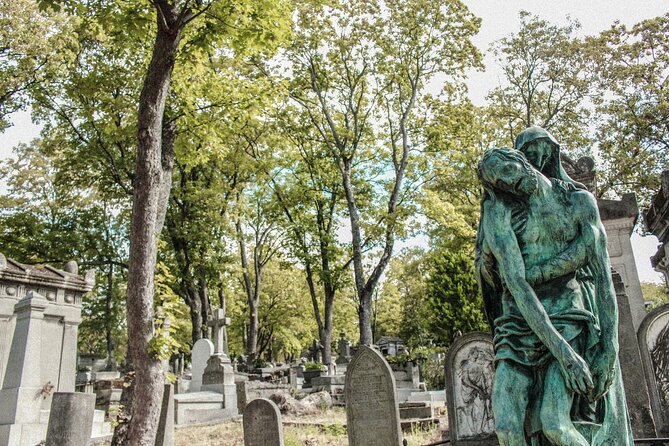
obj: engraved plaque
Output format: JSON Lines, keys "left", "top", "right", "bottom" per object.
{"left": 243, "top": 398, "right": 283, "bottom": 446}
{"left": 345, "top": 345, "right": 402, "bottom": 446}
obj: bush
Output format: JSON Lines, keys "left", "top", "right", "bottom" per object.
{"left": 304, "top": 361, "right": 325, "bottom": 371}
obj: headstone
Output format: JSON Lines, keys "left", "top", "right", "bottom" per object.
{"left": 190, "top": 338, "right": 214, "bottom": 392}
{"left": 44, "top": 392, "right": 95, "bottom": 446}
{"left": 444, "top": 332, "right": 496, "bottom": 446}
{"left": 345, "top": 345, "right": 402, "bottom": 446}
{"left": 639, "top": 303, "right": 669, "bottom": 434}
{"left": 336, "top": 331, "right": 351, "bottom": 364}
{"left": 155, "top": 384, "right": 174, "bottom": 446}
{"left": 243, "top": 398, "right": 283, "bottom": 446}
{"left": 613, "top": 271, "right": 657, "bottom": 437}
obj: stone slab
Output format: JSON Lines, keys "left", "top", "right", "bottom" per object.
{"left": 155, "top": 384, "right": 174, "bottom": 446}
{"left": 190, "top": 339, "right": 214, "bottom": 393}
{"left": 345, "top": 345, "right": 402, "bottom": 446}
{"left": 444, "top": 332, "right": 497, "bottom": 446}
{"left": 243, "top": 398, "right": 283, "bottom": 446}
{"left": 45, "top": 392, "right": 95, "bottom": 446}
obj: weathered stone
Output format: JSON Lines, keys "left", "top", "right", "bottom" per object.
{"left": 613, "top": 271, "right": 657, "bottom": 437}
{"left": 598, "top": 193, "right": 646, "bottom": 330}
{"left": 243, "top": 398, "right": 283, "bottom": 446}
{"left": 444, "top": 332, "right": 496, "bottom": 446}
{"left": 44, "top": 392, "right": 95, "bottom": 446}
{"left": 0, "top": 256, "right": 93, "bottom": 446}
{"left": 190, "top": 338, "right": 214, "bottom": 392}
{"left": 345, "top": 345, "right": 402, "bottom": 446}
{"left": 638, "top": 303, "right": 669, "bottom": 434}
{"left": 155, "top": 384, "right": 174, "bottom": 446}
{"left": 336, "top": 331, "right": 351, "bottom": 364}
{"left": 236, "top": 381, "right": 292, "bottom": 413}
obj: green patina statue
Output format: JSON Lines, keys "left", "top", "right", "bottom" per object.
{"left": 475, "top": 130, "right": 633, "bottom": 445}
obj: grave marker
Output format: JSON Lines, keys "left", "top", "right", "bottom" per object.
{"left": 190, "top": 338, "right": 214, "bottom": 393}
{"left": 344, "top": 345, "right": 402, "bottom": 446}
{"left": 639, "top": 303, "right": 669, "bottom": 434}
{"left": 243, "top": 398, "right": 283, "bottom": 446}
{"left": 444, "top": 332, "right": 497, "bottom": 446}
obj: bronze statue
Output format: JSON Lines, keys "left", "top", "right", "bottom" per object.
{"left": 475, "top": 145, "right": 633, "bottom": 445}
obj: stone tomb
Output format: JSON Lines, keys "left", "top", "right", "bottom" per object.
{"left": 243, "top": 398, "right": 283, "bottom": 446}
{"left": 174, "top": 311, "right": 237, "bottom": 425}
{"left": 444, "top": 332, "right": 496, "bottom": 446}
{"left": 345, "top": 345, "right": 402, "bottom": 446}
{"left": 639, "top": 303, "right": 669, "bottom": 435}
{"left": 0, "top": 256, "right": 94, "bottom": 446}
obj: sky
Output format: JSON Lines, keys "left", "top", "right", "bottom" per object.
{"left": 1, "top": 1, "right": 667, "bottom": 283}
{"left": 461, "top": 0, "right": 668, "bottom": 284}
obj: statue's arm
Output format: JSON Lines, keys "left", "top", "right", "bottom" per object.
{"left": 483, "top": 200, "right": 593, "bottom": 394}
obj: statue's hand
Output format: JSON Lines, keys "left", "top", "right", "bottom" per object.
{"left": 558, "top": 347, "right": 593, "bottom": 395}
{"left": 588, "top": 344, "right": 616, "bottom": 402}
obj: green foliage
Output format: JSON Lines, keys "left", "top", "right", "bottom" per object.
{"left": 149, "top": 260, "right": 192, "bottom": 361}
{"left": 641, "top": 282, "right": 669, "bottom": 310}
{"left": 426, "top": 250, "right": 489, "bottom": 346}
{"left": 486, "top": 11, "right": 594, "bottom": 154}
{"left": 376, "top": 248, "right": 430, "bottom": 346}
{"left": 304, "top": 361, "right": 326, "bottom": 372}
{"left": 589, "top": 13, "right": 669, "bottom": 203}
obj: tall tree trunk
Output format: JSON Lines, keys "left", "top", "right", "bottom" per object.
{"left": 237, "top": 219, "right": 258, "bottom": 364}
{"left": 124, "top": 8, "right": 179, "bottom": 445}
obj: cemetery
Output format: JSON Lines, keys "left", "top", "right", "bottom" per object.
{"left": 1, "top": 1, "right": 669, "bottom": 445}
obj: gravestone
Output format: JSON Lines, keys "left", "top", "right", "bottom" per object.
{"left": 190, "top": 338, "right": 214, "bottom": 392}
{"left": 444, "top": 332, "right": 497, "bottom": 446}
{"left": 243, "top": 398, "right": 283, "bottom": 446}
{"left": 44, "top": 392, "right": 95, "bottom": 446}
{"left": 345, "top": 345, "right": 402, "bottom": 446}
{"left": 201, "top": 312, "right": 236, "bottom": 412}
{"left": 639, "top": 303, "right": 669, "bottom": 434}
{"left": 336, "top": 331, "right": 351, "bottom": 364}
{"left": 155, "top": 384, "right": 174, "bottom": 446}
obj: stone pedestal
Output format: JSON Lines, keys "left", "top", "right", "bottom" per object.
{"left": 613, "top": 271, "right": 657, "bottom": 437}
{"left": 44, "top": 392, "right": 95, "bottom": 446}
{"left": 0, "top": 292, "right": 49, "bottom": 446}
{"left": 201, "top": 354, "right": 237, "bottom": 414}
{"left": 599, "top": 193, "right": 646, "bottom": 330}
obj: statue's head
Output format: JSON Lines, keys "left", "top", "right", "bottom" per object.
{"left": 478, "top": 147, "right": 538, "bottom": 198}
{"left": 514, "top": 126, "right": 560, "bottom": 165}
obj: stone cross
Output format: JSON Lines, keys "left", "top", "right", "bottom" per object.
{"left": 207, "top": 309, "right": 231, "bottom": 356}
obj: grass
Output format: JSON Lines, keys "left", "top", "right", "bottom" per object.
{"left": 101, "top": 407, "right": 447, "bottom": 445}
{"left": 173, "top": 408, "right": 445, "bottom": 446}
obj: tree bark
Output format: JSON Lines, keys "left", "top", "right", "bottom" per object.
{"left": 124, "top": 5, "right": 180, "bottom": 445}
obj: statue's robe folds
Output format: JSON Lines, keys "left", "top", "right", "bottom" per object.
{"left": 483, "top": 266, "right": 634, "bottom": 445}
